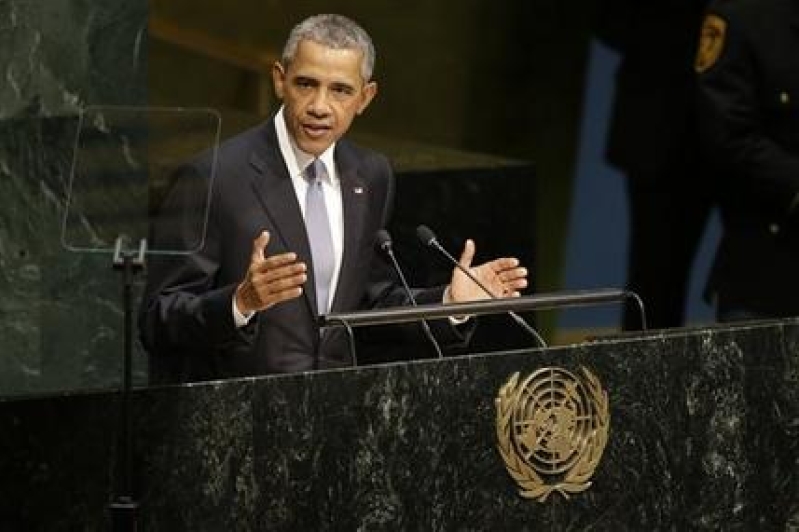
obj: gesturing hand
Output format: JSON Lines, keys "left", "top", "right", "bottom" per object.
{"left": 448, "top": 239, "right": 528, "bottom": 303}
{"left": 234, "top": 231, "right": 307, "bottom": 314}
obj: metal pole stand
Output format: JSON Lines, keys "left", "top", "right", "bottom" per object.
{"left": 108, "top": 236, "right": 147, "bottom": 532}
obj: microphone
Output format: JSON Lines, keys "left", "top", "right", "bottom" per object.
{"left": 375, "top": 229, "right": 444, "bottom": 358}
{"left": 415, "top": 225, "right": 547, "bottom": 348}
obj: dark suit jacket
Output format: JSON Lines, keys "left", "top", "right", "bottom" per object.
{"left": 140, "top": 119, "right": 461, "bottom": 383}
{"left": 698, "top": 0, "right": 799, "bottom": 316}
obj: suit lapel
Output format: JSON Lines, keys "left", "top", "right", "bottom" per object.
{"left": 246, "top": 122, "right": 370, "bottom": 317}
{"left": 330, "top": 142, "right": 368, "bottom": 313}
{"left": 247, "top": 122, "right": 318, "bottom": 316}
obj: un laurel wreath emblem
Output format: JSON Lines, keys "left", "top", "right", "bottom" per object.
{"left": 495, "top": 367, "right": 610, "bottom": 502}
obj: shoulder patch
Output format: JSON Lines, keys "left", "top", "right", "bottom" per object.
{"left": 695, "top": 14, "right": 727, "bottom": 73}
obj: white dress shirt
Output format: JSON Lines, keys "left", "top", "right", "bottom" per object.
{"left": 233, "top": 108, "right": 464, "bottom": 328}
{"left": 233, "top": 107, "right": 344, "bottom": 325}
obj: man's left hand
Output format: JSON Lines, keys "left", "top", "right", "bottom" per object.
{"left": 447, "top": 239, "right": 528, "bottom": 303}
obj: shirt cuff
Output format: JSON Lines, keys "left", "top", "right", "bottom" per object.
{"left": 443, "top": 286, "right": 471, "bottom": 325}
{"left": 232, "top": 295, "right": 255, "bottom": 328}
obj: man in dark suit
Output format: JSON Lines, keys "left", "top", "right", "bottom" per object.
{"left": 697, "top": 0, "right": 799, "bottom": 321}
{"left": 596, "top": 0, "right": 713, "bottom": 330}
{"left": 140, "top": 14, "right": 528, "bottom": 383}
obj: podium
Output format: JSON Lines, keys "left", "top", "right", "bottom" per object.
{"left": 1, "top": 319, "right": 798, "bottom": 530}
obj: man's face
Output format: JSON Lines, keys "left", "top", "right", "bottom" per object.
{"left": 273, "top": 39, "right": 377, "bottom": 156}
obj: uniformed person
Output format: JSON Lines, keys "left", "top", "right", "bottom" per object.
{"left": 596, "top": 1, "right": 713, "bottom": 330}
{"left": 697, "top": 0, "right": 799, "bottom": 321}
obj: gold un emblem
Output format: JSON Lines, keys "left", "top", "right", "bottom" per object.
{"left": 496, "top": 367, "right": 609, "bottom": 502}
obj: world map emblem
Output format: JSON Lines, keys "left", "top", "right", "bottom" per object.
{"left": 495, "top": 367, "right": 610, "bottom": 502}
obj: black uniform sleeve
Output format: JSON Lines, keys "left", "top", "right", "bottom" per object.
{"left": 697, "top": 7, "right": 799, "bottom": 217}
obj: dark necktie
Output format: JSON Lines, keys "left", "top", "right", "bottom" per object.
{"left": 304, "top": 159, "right": 335, "bottom": 315}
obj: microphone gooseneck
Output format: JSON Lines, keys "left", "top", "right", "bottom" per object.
{"left": 415, "top": 225, "right": 547, "bottom": 348}
{"left": 376, "top": 229, "right": 444, "bottom": 358}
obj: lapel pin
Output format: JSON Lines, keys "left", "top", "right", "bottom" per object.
{"left": 353, "top": 186, "right": 364, "bottom": 194}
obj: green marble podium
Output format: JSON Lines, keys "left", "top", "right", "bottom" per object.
{"left": 1, "top": 319, "right": 798, "bottom": 530}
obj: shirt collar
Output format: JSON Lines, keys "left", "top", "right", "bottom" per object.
{"left": 275, "top": 106, "right": 337, "bottom": 181}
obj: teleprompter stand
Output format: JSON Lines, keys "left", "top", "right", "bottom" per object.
{"left": 107, "top": 237, "right": 147, "bottom": 532}
{"left": 60, "top": 105, "right": 221, "bottom": 531}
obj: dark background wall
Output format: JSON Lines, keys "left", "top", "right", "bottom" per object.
{"left": 0, "top": 0, "right": 594, "bottom": 397}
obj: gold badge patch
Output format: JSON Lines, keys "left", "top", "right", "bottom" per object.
{"left": 496, "top": 367, "right": 609, "bottom": 502}
{"left": 695, "top": 14, "right": 727, "bottom": 73}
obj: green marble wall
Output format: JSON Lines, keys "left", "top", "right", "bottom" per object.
{"left": 0, "top": 1, "right": 148, "bottom": 396}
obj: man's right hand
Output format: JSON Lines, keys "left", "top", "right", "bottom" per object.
{"left": 234, "top": 231, "right": 307, "bottom": 315}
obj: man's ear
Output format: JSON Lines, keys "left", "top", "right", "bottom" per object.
{"left": 357, "top": 81, "right": 378, "bottom": 115}
{"left": 272, "top": 61, "right": 287, "bottom": 100}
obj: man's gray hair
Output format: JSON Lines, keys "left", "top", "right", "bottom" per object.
{"left": 281, "top": 14, "right": 376, "bottom": 82}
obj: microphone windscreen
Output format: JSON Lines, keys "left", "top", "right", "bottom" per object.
{"left": 415, "top": 225, "right": 437, "bottom": 246}
{"left": 375, "top": 229, "right": 392, "bottom": 250}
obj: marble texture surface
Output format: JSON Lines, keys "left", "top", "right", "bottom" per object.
{"left": 1, "top": 319, "right": 797, "bottom": 530}
{"left": 0, "top": 0, "right": 148, "bottom": 396}
{"left": 0, "top": 1, "right": 146, "bottom": 119}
